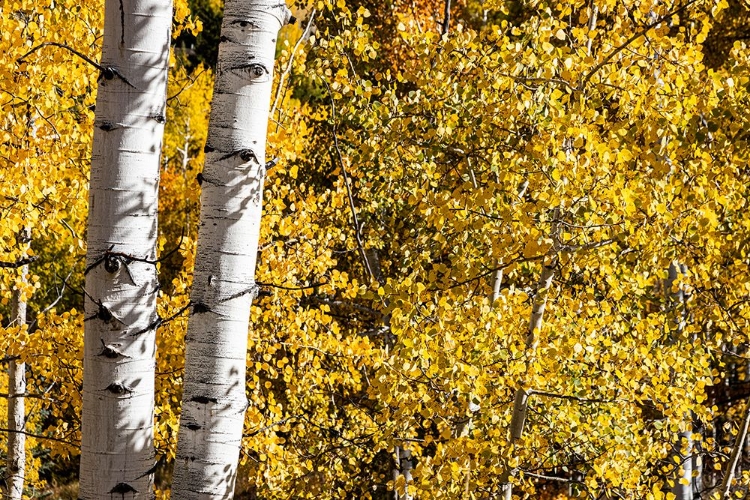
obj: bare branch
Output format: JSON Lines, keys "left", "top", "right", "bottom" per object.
{"left": 17, "top": 42, "right": 137, "bottom": 89}
{"left": 0, "top": 427, "right": 78, "bottom": 447}
{"left": 720, "top": 399, "right": 750, "bottom": 498}
{"left": 530, "top": 389, "right": 620, "bottom": 404}
{"left": 271, "top": 9, "right": 316, "bottom": 120}
{"left": 322, "top": 78, "right": 375, "bottom": 281}
{"left": 580, "top": 0, "right": 699, "bottom": 88}
{"left": 0, "top": 256, "right": 38, "bottom": 268}
{"left": 441, "top": 0, "right": 451, "bottom": 36}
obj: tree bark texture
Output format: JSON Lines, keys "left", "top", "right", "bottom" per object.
{"left": 6, "top": 255, "right": 28, "bottom": 500}
{"left": 79, "top": 0, "right": 172, "bottom": 496}
{"left": 720, "top": 399, "right": 750, "bottom": 498}
{"left": 503, "top": 253, "right": 557, "bottom": 500}
{"left": 666, "top": 261, "right": 695, "bottom": 500}
{"left": 170, "top": 1, "right": 290, "bottom": 498}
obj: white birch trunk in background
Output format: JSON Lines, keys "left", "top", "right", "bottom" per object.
{"left": 6, "top": 245, "right": 28, "bottom": 500}
{"left": 503, "top": 210, "right": 561, "bottom": 500}
{"left": 393, "top": 446, "right": 413, "bottom": 500}
{"left": 666, "top": 261, "right": 695, "bottom": 500}
{"left": 501, "top": 256, "right": 556, "bottom": 500}
{"left": 79, "top": 0, "right": 172, "bottom": 496}
{"left": 171, "top": 2, "right": 290, "bottom": 497}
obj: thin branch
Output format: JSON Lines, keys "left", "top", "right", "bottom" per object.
{"left": 436, "top": 253, "right": 546, "bottom": 292}
{"left": 0, "top": 392, "right": 55, "bottom": 400}
{"left": 167, "top": 67, "right": 207, "bottom": 102}
{"left": 17, "top": 42, "right": 137, "bottom": 89}
{"left": 132, "top": 301, "right": 192, "bottom": 336}
{"left": 322, "top": 78, "right": 375, "bottom": 281}
{"left": 441, "top": 0, "right": 452, "bottom": 36}
{"left": 719, "top": 399, "right": 750, "bottom": 498}
{"left": 256, "top": 280, "right": 325, "bottom": 291}
{"left": 580, "top": 0, "right": 699, "bottom": 88}
{"left": 18, "top": 42, "right": 100, "bottom": 69}
{"left": 28, "top": 270, "right": 73, "bottom": 330}
{"left": 0, "top": 427, "right": 78, "bottom": 447}
{"left": 271, "top": 9, "right": 316, "bottom": 120}
{"left": 530, "top": 389, "right": 619, "bottom": 404}
{"left": 0, "top": 256, "right": 38, "bottom": 268}
{"left": 521, "top": 471, "right": 575, "bottom": 483}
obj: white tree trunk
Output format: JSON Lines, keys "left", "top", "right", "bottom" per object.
{"left": 720, "top": 399, "right": 750, "bottom": 498}
{"left": 502, "top": 258, "right": 556, "bottom": 500}
{"left": 666, "top": 261, "right": 695, "bottom": 500}
{"left": 79, "top": 0, "right": 172, "bottom": 496}
{"left": 6, "top": 250, "right": 28, "bottom": 500}
{"left": 393, "top": 446, "right": 413, "bottom": 500}
{"left": 171, "top": 1, "right": 290, "bottom": 498}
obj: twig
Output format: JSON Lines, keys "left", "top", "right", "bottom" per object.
{"left": 0, "top": 256, "right": 38, "bottom": 268}
{"left": 256, "top": 280, "right": 325, "bottom": 291}
{"left": 132, "top": 301, "right": 192, "bottom": 336}
{"left": 580, "top": 0, "right": 698, "bottom": 88}
{"left": 0, "top": 392, "right": 55, "bottom": 400}
{"left": 28, "top": 270, "right": 74, "bottom": 330}
{"left": 0, "top": 427, "right": 78, "bottom": 447}
{"left": 167, "top": 67, "right": 207, "bottom": 102}
{"left": 271, "top": 9, "right": 316, "bottom": 121}
{"left": 322, "top": 78, "right": 375, "bottom": 281}
{"left": 521, "top": 471, "right": 575, "bottom": 483}
{"left": 441, "top": 0, "right": 451, "bottom": 36}
{"left": 719, "top": 399, "right": 750, "bottom": 498}
{"left": 17, "top": 42, "right": 137, "bottom": 89}
{"left": 530, "top": 389, "right": 620, "bottom": 404}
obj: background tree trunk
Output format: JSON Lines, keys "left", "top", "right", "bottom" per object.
{"left": 666, "top": 262, "right": 695, "bottom": 500}
{"left": 78, "top": 0, "right": 172, "bottom": 496}
{"left": 6, "top": 233, "right": 29, "bottom": 500}
{"left": 171, "top": 1, "right": 290, "bottom": 498}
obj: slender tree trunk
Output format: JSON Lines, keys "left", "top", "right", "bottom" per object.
{"left": 393, "top": 446, "right": 413, "bottom": 500}
{"left": 171, "top": 2, "right": 290, "bottom": 498}
{"left": 666, "top": 261, "right": 694, "bottom": 500}
{"left": 6, "top": 238, "right": 28, "bottom": 500}
{"left": 719, "top": 399, "right": 750, "bottom": 498}
{"left": 502, "top": 256, "right": 556, "bottom": 500}
{"left": 503, "top": 210, "right": 561, "bottom": 499}
{"left": 79, "top": 0, "right": 172, "bottom": 496}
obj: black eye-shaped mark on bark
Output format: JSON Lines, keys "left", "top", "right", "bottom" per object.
{"left": 192, "top": 302, "right": 212, "bottom": 314}
{"left": 229, "top": 62, "right": 269, "bottom": 83}
{"left": 105, "top": 382, "right": 134, "bottom": 395}
{"left": 84, "top": 298, "right": 125, "bottom": 325}
{"left": 218, "top": 149, "right": 258, "bottom": 164}
{"left": 190, "top": 395, "right": 218, "bottom": 404}
{"left": 98, "top": 339, "right": 128, "bottom": 359}
{"left": 98, "top": 121, "right": 119, "bottom": 132}
{"left": 230, "top": 19, "right": 260, "bottom": 29}
{"left": 110, "top": 483, "right": 137, "bottom": 495}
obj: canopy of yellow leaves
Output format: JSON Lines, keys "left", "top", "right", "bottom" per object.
{"left": 3, "top": 0, "right": 750, "bottom": 498}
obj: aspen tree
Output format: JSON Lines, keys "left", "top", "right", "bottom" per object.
{"left": 6, "top": 231, "right": 29, "bottom": 500}
{"left": 78, "top": 0, "right": 172, "bottom": 496}
{"left": 171, "top": 1, "right": 291, "bottom": 497}
{"left": 666, "top": 261, "right": 695, "bottom": 500}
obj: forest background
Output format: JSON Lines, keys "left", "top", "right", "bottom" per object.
{"left": 2, "top": 0, "right": 750, "bottom": 498}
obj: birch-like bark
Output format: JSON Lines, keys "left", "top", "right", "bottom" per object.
{"left": 719, "top": 399, "right": 750, "bottom": 498}
{"left": 6, "top": 249, "right": 28, "bottom": 500}
{"left": 171, "top": 2, "right": 290, "bottom": 498}
{"left": 393, "top": 446, "right": 413, "bottom": 500}
{"left": 666, "top": 261, "right": 694, "bottom": 500}
{"left": 501, "top": 256, "right": 556, "bottom": 500}
{"left": 79, "top": 0, "right": 172, "bottom": 496}
{"left": 503, "top": 211, "right": 560, "bottom": 499}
